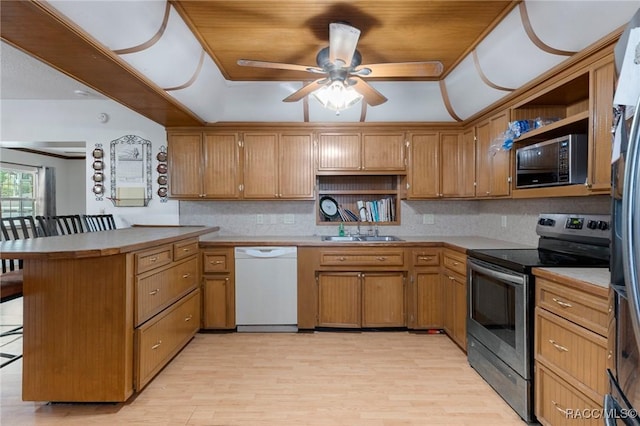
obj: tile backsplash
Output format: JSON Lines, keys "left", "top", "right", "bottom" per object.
{"left": 180, "top": 195, "right": 610, "bottom": 247}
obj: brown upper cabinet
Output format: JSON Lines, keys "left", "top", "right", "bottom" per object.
{"left": 168, "top": 130, "right": 313, "bottom": 200}
{"left": 317, "top": 131, "right": 406, "bottom": 172}
{"left": 509, "top": 54, "right": 615, "bottom": 198}
{"left": 474, "top": 110, "right": 511, "bottom": 198}
{"left": 407, "top": 131, "right": 475, "bottom": 199}
{"left": 242, "top": 132, "right": 314, "bottom": 199}
{"left": 168, "top": 132, "right": 241, "bottom": 199}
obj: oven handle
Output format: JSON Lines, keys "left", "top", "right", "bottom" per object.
{"left": 468, "top": 260, "right": 525, "bottom": 286}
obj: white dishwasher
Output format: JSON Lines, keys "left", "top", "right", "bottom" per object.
{"left": 234, "top": 247, "right": 298, "bottom": 332}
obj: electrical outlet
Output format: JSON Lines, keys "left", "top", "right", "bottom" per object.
{"left": 256, "top": 214, "right": 264, "bottom": 224}
{"left": 283, "top": 214, "right": 295, "bottom": 224}
{"left": 501, "top": 215, "right": 508, "bottom": 228}
{"left": 422, "top": 214, "right": 435, "bottom": 225}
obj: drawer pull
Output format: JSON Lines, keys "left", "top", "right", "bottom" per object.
{"left": 552, "top": 298, "right": 573, "bottom": 308}
{"left": 185, "top": 314, "right": 193, "bottom": 322}
{"left": 452, "top": 261, "right": 460, "bottom": 266}
{"left": 183, "top": 248, "right": 190, "bottom": 252}
{"left": 149, "top": 257, "right": 158, "bottom": 262}
{"left": 151, "top": 340, "right": 162, "bottom": 350}
{"left": 338, "top": 257, "right": 346, "bottom": 262}
{"left": 549, "top": 339, "right": 569, "bottom": 352}
{"left": 149, "top": 288, "right": 160, "bottom": 296}
{"left": 449, "top": 276, "right": 455, "bottom": 281}
{"left": 376, "top": 257, "right": 387, "bottom": 261}
{"left": 418, "top": 256, "right": 433, "bottom": 260}
{"left": 210, "top": 260, "right": 224, "bottom": 265}
{"left": 551, "top": 400, "right": 568, "bottom": 415}
{"left": 182, "top": 273, "right": 190, "bottom": 279}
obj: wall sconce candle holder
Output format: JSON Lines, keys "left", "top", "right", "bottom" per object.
{"left": 156, "top": 146, "right": 168, "bottom": 203}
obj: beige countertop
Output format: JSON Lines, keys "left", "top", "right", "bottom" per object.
{"left": 198, "top": 234, "right": 534, "bottom": 252}
{"left": 533, "top": 267, "right": 610, "bottom": 289}
{"left": 0, "top": 226, "right": 219, "bottom": 259}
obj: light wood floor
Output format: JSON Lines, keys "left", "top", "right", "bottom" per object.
{"left": 1, "top": 331, "right": 526, "bottom": 425}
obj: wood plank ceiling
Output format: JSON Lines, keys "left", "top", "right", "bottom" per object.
{"left": 173, "top": 1, "right": 516, "bottom": 82}
{"left": 4, "top": 0, "right": 592, "bottom": 127}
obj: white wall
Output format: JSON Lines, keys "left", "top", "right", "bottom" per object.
{"left": 0, "top": 99, "right": 179, "bottom": 226}
{"left": 0, "top": 147, "right": 85, "bottom": 214}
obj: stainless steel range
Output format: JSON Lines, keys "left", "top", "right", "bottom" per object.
{"left": 466, "top": 213, "right": 611, "bottom": 423}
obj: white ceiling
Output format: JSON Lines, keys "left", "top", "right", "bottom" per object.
{"left": 0, "top": 42, "right": 106, "bottom": 158}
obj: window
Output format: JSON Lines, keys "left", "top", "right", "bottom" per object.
{"left": 0, "top": 164, "right": 38, "bottom": 217}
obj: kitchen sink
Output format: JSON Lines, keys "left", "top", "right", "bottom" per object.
{"left": 321, "top": 235, "right": 403, "bottom": 242}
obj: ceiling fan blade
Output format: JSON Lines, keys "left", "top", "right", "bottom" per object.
{"left": 350, "top": 76, "right": 387, "bottom": 106}
{"left": 283, "top": 78, "right": 328, "bottom": 102}
{"left": 237, "top": 59, "right": 325, "bottom": 74}
{"left": 329, "top": 23, "right": 360, "bottom": 66}
{"left": 358, "top": 61, "right": 444, "bottom": 78}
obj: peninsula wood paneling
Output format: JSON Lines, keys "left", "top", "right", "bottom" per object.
{"left": 22, "top": 254, "right": 134, "bottom": 402}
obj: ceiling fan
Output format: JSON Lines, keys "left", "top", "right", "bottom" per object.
{"left": 237, "top": 22, "right": 444, "bottom": 108}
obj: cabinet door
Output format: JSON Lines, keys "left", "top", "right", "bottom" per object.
{"left": 242, "top": 132, "right": 278, "bottom": 199}
{"left": 475, "top": 120, "right": 492, "bottom": 197}
{"left": 362, "top": 132, "right": 406, "bottom": 171}
{"left": 476, "top": 111, "right": 511, "bottom": 197}
{"left": 440, "top": 132, "right": 461, "bottom": 197}
{"left": 489, "top": 110, "right": 511, "bottom": 197}
{"left": 362, "top": 272, "right": 405, "bottom": 327}
{"left": 279, "top": 133, "right": 315, "bottom": 199}
{"left": 168, "top": 133, "right": 203, "bottom": 198}
{"left": 317, "top": 132, "right": 361, "bottom": 171}
{"left": 202, "top": 276, "right": 234, "bottom": 329}
{"left": 407, "top": 132, "right": 440, "bottom": 198}
{"left": 452, "top": 272, "right": 467, "bottom": 350}
{"left": 416, "top": 269, "right": 443, "bottom": 328}
{"left": 202, "top": 133, "right": 240, "bottom": 198}
{"left": 589, "top": 58, "right": 614, "bottom": 193}
{"left": 460, "top": 128, "right": 477, "bottom": 197}
{"left": 317, "top": 272, "right": 361, "bottom": 327}
{"left": 442, "top": 274, "right": 454, "bottom": 337}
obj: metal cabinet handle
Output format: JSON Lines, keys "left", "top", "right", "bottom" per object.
{"left": 549, "top": 339, "right": 569, "bottom": 352}
{"left": 151, "top": 340, "right": 162, "bottom": 350}
{"left": 449, "top": 276, "right": 455, "bottom": 281}
{"left": 149, "top": 288, "right": 160, "bottom": 296}
{"left": 418, "top": 256, "right": 433, "bottom": 260}
{"left": 338, "top": 257, "right": 346, "bottom": 261}
{"left": 210, "top": 260, "right": 224, "bottom": 265}
{"left": 552, "top": 400, "right": 568, "bottom": 415}
{"left": 552, "top": 298, "right": 573, "bottom": 308}
{"left": 183, "top": 248, "right": 190, "bottom": 252}
{"left": 149, "top": 257, "right": 158, "bottom": 262}
{"left": 184, "top": 314, "right": 193, "bottom": 322}
{"left": 376, "top": 256, "right": 387, "bottom": 261}
{"left": 182, "top": 273, "right": 190, "bottom": 279}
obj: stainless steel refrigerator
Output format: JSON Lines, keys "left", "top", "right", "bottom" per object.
{"left": 607, "top": 7, "right": 640, "bottom": 425}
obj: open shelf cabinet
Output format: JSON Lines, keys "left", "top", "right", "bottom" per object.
{"left": 316, "top": 175, "right": 403, "bottom": 225}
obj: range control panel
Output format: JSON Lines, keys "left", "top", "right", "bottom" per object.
{"left": 536, "top": 213, "right": 611, "bottom": 244}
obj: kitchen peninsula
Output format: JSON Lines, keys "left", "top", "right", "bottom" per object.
{"left": 0, "top": 226, "right": 218, "bottom": 402}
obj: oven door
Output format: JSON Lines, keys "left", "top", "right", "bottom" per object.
{"left": 467, "top": 258, "right": 530, "bottom": 379}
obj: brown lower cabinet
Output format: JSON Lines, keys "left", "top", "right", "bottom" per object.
{"left": 441, "top": 249, "right": 468, "bottom": 350}
{"left": 533, "top": 269, "right": 609, "bottom": 426}
{"left": 201, "top": 247, "right": 236, "bottom": 329}
{"left": 22, "top": 236, "right": 202, "bottom": 402}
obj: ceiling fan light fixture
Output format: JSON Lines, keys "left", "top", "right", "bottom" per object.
{"left": 312, "top": 81, "right": 363, "bottom": 114}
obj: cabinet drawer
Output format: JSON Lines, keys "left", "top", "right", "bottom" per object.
{"left": 442, "top": 250, "right": 466, "bottom": 276}
{"left": 412, "top": 249, "right": 440, "bottom": 266}
{"left": 536, "top": 277, "right": 608, "bottom": 336}
{"left": 135, "top": 289, "right": 200, "bottom": 391}
{"left": 136, "top": 245, "right": 173, "bottom": 274}
{"left": 320, "top": 249, "right": 404, "bottom": 267}
{"left": 173, "top": 238, "right": 199, "bottom": 261}
{"left": 535, "top": 307, "right": 608, "bottom": 400}
{"left": 136, "top": 257, "right": 199, "bottom": 326}
{"left": 535, "top": 362, "right": 602, "bottom": 426}
{"left": 202, "top": 249, "right": 233, "bottom": 273}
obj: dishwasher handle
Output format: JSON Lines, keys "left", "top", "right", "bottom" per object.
{"left": 235, "top": 247, "right": 297, "bottom": 259}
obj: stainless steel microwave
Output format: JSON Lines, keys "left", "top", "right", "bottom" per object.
{"left": 515, "top": 134, "right": 588, "bottom": 189}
